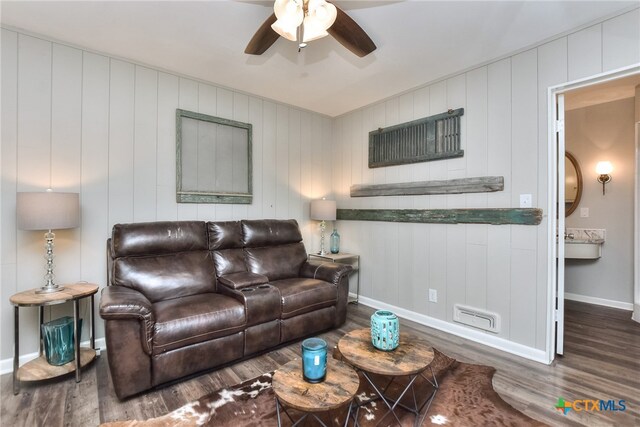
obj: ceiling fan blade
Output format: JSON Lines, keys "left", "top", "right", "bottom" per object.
{"left": 245, "top": 13, "right": 279, "bottom": 55}
{"left": 327, "top": 6, "right": 376, "bottom": 58}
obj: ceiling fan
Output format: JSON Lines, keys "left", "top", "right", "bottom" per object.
{"left": 245, "top": 0, "right": 376, "bottom": 57}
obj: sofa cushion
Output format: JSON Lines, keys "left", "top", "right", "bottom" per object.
{"left": 241, "top": 219, "right": 302, "bottom": 247}
{"left": 212, "top": 248, "right": 246, "bottom": 277}
{"left": 113, "top": 251, "right": 216, "bottom": 303}
{"left": 270, "top": 278, "right": 337, "bottom": 319}
{"left": 112, "top": 221, "right": 207, "bottom": 257}
{"left": 245, "top": 243, "right": 307, "bottom": 281}
{"left": 207, "top": 221, "right": 243, "bottom": 250}
{"left": 153, "top": 293, "right": 246, "bottom": 354}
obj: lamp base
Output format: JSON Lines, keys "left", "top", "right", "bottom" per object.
{"left": 317, "top": 250, "right": 329, "bottom": 256}
{"left": 36, "top": 285, "right": 65, "bottom": 294}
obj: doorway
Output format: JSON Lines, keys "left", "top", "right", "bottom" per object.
{"left": 549, "top": 65, "right": 640, "bottom": 360}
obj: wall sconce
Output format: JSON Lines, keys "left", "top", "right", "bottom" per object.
{"left": 596, "top": 161, "right": 612, "bottom": 195}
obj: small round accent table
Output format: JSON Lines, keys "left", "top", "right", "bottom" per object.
{"left": 338, "top": 328, "right": 438, "bottom": 427}
{"left": 272, "top": 358, "right": 360, "bottom": 427}
{"left": 10, "top": 282, "right": 99, "bottom": 395}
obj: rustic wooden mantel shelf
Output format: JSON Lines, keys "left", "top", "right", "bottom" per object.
{"left": 350, "top": 176, "right": 504, "bottom": 197}
{"left": 336, "top": 208, "right": 543, "bottom": 225}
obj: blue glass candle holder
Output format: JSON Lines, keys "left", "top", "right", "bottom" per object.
{"left": 41, "top": 316, "right": 81, "bottom": 366}
{"left": 371, "top": 310, "right": 399, "bottom": 351}
{"left": 301, "top": 337, "right": 327, "bottom": 383}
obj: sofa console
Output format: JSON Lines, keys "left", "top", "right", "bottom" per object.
{"left": 99, "top": 219, "right": 351, "bottom": 399}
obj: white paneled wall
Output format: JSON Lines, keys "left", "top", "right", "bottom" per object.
{"left": 0, "top": 29, "right": 333, "bottom": 360}
{"left": 1, "top": 7, "right": 638, "bottom": 365}
{"left": 331, "top": 8, "right": 639, "bottom": 353}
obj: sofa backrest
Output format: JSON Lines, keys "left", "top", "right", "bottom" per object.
{"left": 110, "top": 221, "right": 215, "bottom": 303}
{"left": 241, "top": 219, "right": 307, "bottom": 281}
{"left": 207, "top": 221, "right": 246, "bottom": 277}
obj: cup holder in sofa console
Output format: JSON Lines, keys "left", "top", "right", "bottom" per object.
{"left": 240, "top": 288, "right": 255, "bottom": 293}
{"left": 257, "top": 284, "right": 271, "bottom": 289}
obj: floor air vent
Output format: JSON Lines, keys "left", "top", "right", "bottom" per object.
{"left": 453, "top": 304, "right": 500, "bottom": 333}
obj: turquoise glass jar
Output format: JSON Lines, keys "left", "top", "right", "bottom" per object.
{"left": 371, "top": 310, "right": 399, "bottom": 351}
{"left": 330, "top": 229, "right": 340, "bottom": 254}
{"left": 301, "top": 337, "right": 327, "bottom": 383}
{"left": 41, "top": 316, "right": 81, "bottom": 366}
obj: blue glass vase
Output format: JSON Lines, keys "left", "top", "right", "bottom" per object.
{"left": 41, "top": 316, "right": 81, "bottom": 366}
{"left": 371, "top": 310, "right": 399, "bottom": 351}
{"left": 301, "top": 337, "right": 327, "bottom": 383}
{"left": 330, "top": 229, "right": 340, "bottom": 254}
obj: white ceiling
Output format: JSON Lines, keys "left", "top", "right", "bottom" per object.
{"left": 1, "top": 1, "right": 636, "bottom": 117}
{"left": 565, "top": 73, "right": 640, "bottom": 111}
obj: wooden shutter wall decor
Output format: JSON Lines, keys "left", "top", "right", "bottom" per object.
{"left": 368, "top": 108, "right": 464, "bottom": 168}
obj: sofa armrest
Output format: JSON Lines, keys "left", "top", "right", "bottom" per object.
{"left": 218, "top": 272, "right": 269, "bottom": 290}
{"left": 299, "top": 260, "right": 352, "bottom": 286}
{"left": 99, "top": 286, "right": 155, "bottom": 354}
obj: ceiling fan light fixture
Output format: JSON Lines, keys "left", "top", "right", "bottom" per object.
{"left": 271, "top": 19, "right": 298, "bottom": 41}
{"left": 302, "top": 16, "right": 329, "bottom": 42}
{"left": 307, "top": 0, "right": 337, "bottom": 29}
{"left": 273, "top": 0, "right": 303, "bottom": 26}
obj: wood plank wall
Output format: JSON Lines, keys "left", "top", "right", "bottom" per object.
{"left": 0, "top": 29, "right": 333, "bottom": 361}
{"left": 1, "top": 7, "right": 638, "bottom": 365}
{"left": 330, "top": 9, "right": 639, "bottom": 352}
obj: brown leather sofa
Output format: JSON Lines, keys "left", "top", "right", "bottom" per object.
{"left": 99, "top": 219, "right": 351, "bottom": 399}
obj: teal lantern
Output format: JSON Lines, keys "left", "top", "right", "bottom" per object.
{"left": 370, "top": 310, "right": 399, "bottom": 351}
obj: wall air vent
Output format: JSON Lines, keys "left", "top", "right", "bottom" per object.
{"left": 453, "top": 304, "right": 500, "bottom": 333}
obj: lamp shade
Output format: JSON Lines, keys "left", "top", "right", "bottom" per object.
{"left": 596, "top": 161, "right": 613, "bottom": 175}
{"left": 310, "top": 199, "right": 336, "bottom": 221}
{"left": 302, "top": 16, "right": 329, "bottom": 42}
{"left": 271, "top": 19, "right": 298, "bottom": 41}
{"left": 17, "top": 191, "right": 80, "bottom": 231}
{"left": 306, "top": 0, "right": 337, "bottom": 30}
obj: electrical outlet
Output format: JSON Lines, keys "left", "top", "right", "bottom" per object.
{"left": 428, "top": 289, "right": 438, "bottom": 303}
{"left": 580, "top": 207, "right": 589, "bottom": 218}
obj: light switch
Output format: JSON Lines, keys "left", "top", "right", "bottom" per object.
{"left": 519, "top": 194, "right": 532, "bottom": 208}
{"left": 580, "top": 207, "right": 589, "bottom": 218}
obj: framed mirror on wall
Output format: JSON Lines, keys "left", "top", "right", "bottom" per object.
{"left": 565, "top": 151, "right": 582, "bottom": 217}
{"left": 176, "top": 109, "right": 252, "bottom": 204}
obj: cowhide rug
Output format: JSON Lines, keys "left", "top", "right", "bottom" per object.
{"left": 102, "top": 349, "right": 547, "bottom": 426}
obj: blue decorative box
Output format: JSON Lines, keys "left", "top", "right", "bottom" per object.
{"left": 301, "top": 337, "right": 327, "bottom": 383}
{"left": 371, "top": 310, "right": 399, "bottom": 351}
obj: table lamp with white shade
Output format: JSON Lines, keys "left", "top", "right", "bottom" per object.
{"left": 310, "top": 198, "right": 336, "bottom": 256}
{"left": 17, "top": 190, "right": 80, "bottom": 294}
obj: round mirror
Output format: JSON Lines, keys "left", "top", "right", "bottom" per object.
{"left": 565, "top": 152, "right": 582, "bottom": 217}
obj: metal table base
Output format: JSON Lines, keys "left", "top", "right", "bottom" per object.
{"left": 353, "top": 365, "right": 438, "bottom": 427}
{"left": 275, "top": 396, "right": 355, "bottom": 427}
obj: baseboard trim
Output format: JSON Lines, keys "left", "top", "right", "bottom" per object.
{"left": 0, "top": 337, "right": 106, "bottom": 375}
{"left": 565, "top": 293, "right": 634, "bottom": 311}
{"left": 357, "top": 296, "right": 550, "bottom": 364}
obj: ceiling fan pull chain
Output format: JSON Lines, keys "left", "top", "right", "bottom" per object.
{"left": 297, "top": 21, "right": 307, "bottom": 50}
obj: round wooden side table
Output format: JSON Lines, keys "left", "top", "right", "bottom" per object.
{"left": 338, "top": 328, "right": 438, "bottom": 427}
{"left": 10, "top": 282, "right": 99, "bottom": 395}
{"left": 272, "top": 358, "right": 360, "bottom": 427}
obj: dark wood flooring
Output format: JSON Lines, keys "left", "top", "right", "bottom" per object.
{"left": 1, "top": 300, "right": 639, "bottom": 426}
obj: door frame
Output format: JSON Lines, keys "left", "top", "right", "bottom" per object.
{"left": 546, "top": 64, "right": 640, "bottom": 363}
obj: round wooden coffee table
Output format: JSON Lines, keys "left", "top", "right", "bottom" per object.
{"left": 338, "top": 328, "right": 438, "bottom": 427}
{"left": 272, "top": 358, "right": 360, "bottom": 427}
